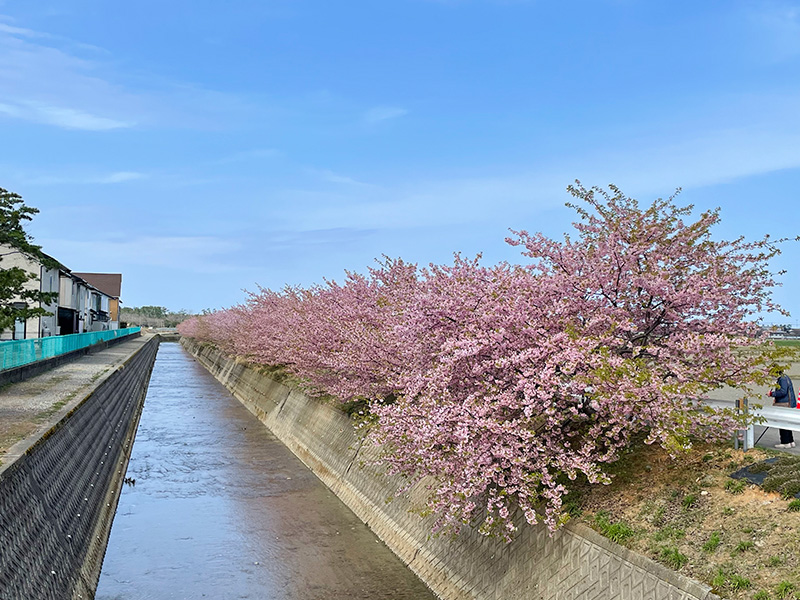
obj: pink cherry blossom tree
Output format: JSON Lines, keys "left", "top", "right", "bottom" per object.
{"left": 178, "top": 183, "right": 794, "bottom": 539}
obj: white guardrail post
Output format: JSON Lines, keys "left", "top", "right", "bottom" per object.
{"left": 740, "top": 398, "right": 755, "bottom": 451}
{"left": 705, "top": 395, "right": 800, "bottom": 452}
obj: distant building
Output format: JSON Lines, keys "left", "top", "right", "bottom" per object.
{"left": 72, "top": 273, "right": 123, "bottom": 332}
{"left": 0, "top": 243, "right": 123, "bottom": 339}
{"left": 766, "top": 325, "right": 800, "bottom": 340}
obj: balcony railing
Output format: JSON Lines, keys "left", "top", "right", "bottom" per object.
{"left": 0, "top": 327, "right": 141, "bottom": 372}
{"left": 90, "top": 309, "right": 110, "bottom": 322}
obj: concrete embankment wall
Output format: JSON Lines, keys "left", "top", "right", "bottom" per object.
{"left": 0, "top": 337, "right": 159, "bottom": 600}
{"left": 183, "top": 339, "right": 718, "bottom": 600}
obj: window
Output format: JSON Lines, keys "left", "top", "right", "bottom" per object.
{"left": 13, "top": 318, "right": 26, "bottom": 340}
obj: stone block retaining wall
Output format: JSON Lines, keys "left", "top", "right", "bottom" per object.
{"left": 183, "top": 339, "right": 718, "bottom": 600}
{"left": 0, "top": 337, "right": 159, "bottom": 600}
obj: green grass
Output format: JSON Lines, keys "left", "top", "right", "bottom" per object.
{"left": 788, "top": 499, "right": 800, "bottom": 512}
{"left": 776, "top": 581, "right": 795, "bottom": 599}
{"left": 754, "top": 456, "right": 800, "bottom": 499}
{"left": 593, "top": 512, "right": 635, "bottom": 544}
{"left": 729, "top": 574, "right": 752, "bottom": 591}
{"left": 653, "top": 525, "right": 685, "bottom": 542}
{"left": 89, "top": 367, "right": 110, "bottom": 383}
{"left": 702, "top": 531, "right": 721, "bottom": 553}
{"left": 725, "top": 479, "right": 746, "bottom": 494}
{"left": 774, "top": 340, "right": 800, "bottom": 347}
{"left": 711, "top": 568, "right": 752, "bottom": 593}
{"left": 650, "top": 505, "right": 666, "bottom": 525}
{"left": 682, "top": 493, "right": 698, "bottom": 509}
{"left": 753, "top": 591, "right": 771, "bottom": 600}
{"left": 767, "top": 555, "right": 784, "bottom": 567}
{"left": 659, "top": 546, "right": 688, "bottom": 570}
{"left": 711, "top": 569, "right": 727, "bottom": 589}
{"left": 732, "top": 540, "right": 755, "bottom": 555}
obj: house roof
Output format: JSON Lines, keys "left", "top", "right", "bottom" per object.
{"left": 72, "top": 272, "right": 122, "bottom": 298}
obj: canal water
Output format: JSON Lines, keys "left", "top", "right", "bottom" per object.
{"left": 96, "top": 342, "right": 435, "bottom": 600}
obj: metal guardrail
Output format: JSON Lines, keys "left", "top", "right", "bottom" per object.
{"left": 0, "top": 327, "right": 141, "bottom": 371}
{"left": 703, "top": 397, "right": 800, "bottom": 450}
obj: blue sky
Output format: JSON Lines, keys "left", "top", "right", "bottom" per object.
{"left": 1, "top": 1, "right": 799, "bottom": 322}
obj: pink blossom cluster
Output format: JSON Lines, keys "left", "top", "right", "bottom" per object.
{"left": 178, "top": 183, "right": 788, "bottom": 538}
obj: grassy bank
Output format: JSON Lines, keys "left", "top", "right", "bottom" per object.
{"left": 577, "top": 443, "right": 800, "bottom": 599}
{"left": 774, "top": 340, "right": 800, "bottom": 348}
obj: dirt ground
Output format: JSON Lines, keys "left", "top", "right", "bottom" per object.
{"left": 578, "top": 442, "right": 800, "bottom": 600}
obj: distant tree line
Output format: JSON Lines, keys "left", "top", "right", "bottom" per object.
{"left": 120, "top": 305, "right": 193, "bottom": 328}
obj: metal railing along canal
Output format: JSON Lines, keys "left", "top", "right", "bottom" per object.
{"left": 0, "top": 327, "right": 141, "bottom": 371}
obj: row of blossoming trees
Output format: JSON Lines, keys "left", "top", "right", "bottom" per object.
{"left": 179, "top": 183, "right": 791, "bottom": 539}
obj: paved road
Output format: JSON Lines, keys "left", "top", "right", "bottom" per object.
{"left": 96, "top": 342, "right": 435, "bottom": 600}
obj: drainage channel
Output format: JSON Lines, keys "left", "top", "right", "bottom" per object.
{"left": 96, "top": 342, "right": 435, "bottom": 600}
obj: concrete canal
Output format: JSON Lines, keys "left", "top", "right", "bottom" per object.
{"left": 95, "top": 342, "right": 435, "bottom": 600}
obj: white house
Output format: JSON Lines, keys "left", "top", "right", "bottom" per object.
{"left": 0, "top": 242, "right": 60, "bottom": 339}
{"left": 0, "top": 243, "right": 123, "bottom": 339}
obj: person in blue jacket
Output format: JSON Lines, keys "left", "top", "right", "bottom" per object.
{"left": 769, "top": 367, "right": 797, "bottom": 448}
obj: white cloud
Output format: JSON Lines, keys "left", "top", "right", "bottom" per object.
{"left": 96, "top": 171, "right": 146, "bottom": 183}
{"left": 0, "top": 16, "right": 256, "bottom": 132}
{"left": 21, "top": 171, "right": 147, "bottom": 185}
{"left": 313, "top": 169, "right": 375, "bottom": 187}
{"left": 0, "top": 100, "right": 132, "bottom": 130}
{"left": 268, "top": 171, "right": 566, "bottom": 232}
{"left": 267, "top": 97, "right": 800, "bottom": 233}
{"left": 38, "top": 235, "right": 242, "bottom": 274}
{"left": 0, "top": 22, "right": 47, "bottom": 38}
{"left": 743, "top": 1, "right": 800, "bottom": 61}
{"left": 0, "top": 21, "right": 142, "bottom": 130}
{"left": 216, "top": 148, "right": 282, "bottom": 164}
{"left": 364, "top": 106, "right": 409, "bottom": 124}
{"left": 574, "top": 124, "right": 800, "bottom": 196}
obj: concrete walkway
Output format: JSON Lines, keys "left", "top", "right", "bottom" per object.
{"left": 0, "top": 334, "right": 155, "bottom": 467}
